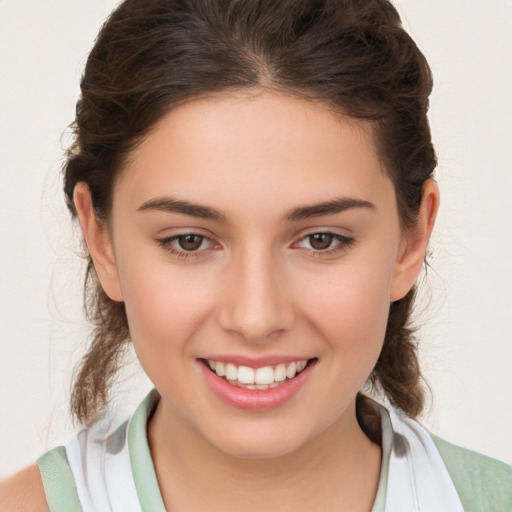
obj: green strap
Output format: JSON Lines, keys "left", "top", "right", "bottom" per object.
{"left": 369, "top": 398, "right": 393, "bottom": 512}
{"left": 432, "top": 435, "right": 512, "bottom": 512}
{"left": 128, "top": 390, "right": 167, "bottom": 512}
{"left": 36, "top": 446, "right": 83, "bottom": 512}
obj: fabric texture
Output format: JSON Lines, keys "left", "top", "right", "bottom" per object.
{"left": 36, "top": 390, "right": 512, "bottom": 512}
{"left": 37, "top": 446, "right": 82, "bottom": 512}
{"left": 432, "top": 435, "right": 512, "bottom": 512}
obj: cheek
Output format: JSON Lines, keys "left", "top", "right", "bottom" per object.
{"left": 298, "top": 253, "right": 395, "bottom": 369}
{"left": 309, "top": 279, "right": 390, "bottom": 347}
{"left": 115, "top": 248, "right": 219, "bottom": 357}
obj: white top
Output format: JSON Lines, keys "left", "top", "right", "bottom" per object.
{"left": 42, "top": 390, "right": 466, "bottom": 511}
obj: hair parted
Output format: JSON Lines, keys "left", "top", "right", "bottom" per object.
{"left": 65, "top": 0, "right": 436, "bottom": 423}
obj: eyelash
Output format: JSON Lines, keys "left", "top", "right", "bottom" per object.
{"left": 293, "top": 232, "right": 355, "bottom": 258}
{"left": 156, "top": 232, "right": 355, "bottom": 260}
{"left": 156, "top": 233, "right": 215, "bottom": 260}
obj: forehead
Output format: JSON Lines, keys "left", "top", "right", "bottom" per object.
{"left": 115, "top": 90, "right": 395, "bottom": 219}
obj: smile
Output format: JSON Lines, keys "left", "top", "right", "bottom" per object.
{"left": 199, "top": 357, "right": 316, "bottom": 411}
{"left": 205, "top": 359, "right": 309, "bottom": 390}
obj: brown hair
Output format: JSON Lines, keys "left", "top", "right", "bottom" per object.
{"left": 65, "top": 0, "right": 436, "bottom": 423}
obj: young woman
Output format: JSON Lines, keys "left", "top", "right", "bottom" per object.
{"left": 1, "top": 0, "right": 511, "bottom": 511}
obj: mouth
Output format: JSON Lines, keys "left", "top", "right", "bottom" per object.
{"left": 199, "top": 357, "right": 318, "bottom": 410}
{"left": 200, "top": 358, "right": 317, "bottom": 390}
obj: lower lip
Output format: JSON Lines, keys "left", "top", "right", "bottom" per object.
{"left": 198, "top": 360, "right": 316, "bottom": 411}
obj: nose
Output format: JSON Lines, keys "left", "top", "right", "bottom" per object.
{"left": 218, "top": 245, "right": 295, "bottom": 343}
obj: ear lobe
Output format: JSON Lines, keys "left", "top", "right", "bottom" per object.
{"left": 390, "top": 179, "right": 440, "bottom": 302}
{"left": 73, "top": 183, "right": 124, "bottom": 302}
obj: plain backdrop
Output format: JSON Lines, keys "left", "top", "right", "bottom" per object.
{"left": 1, "top": 0, "right": 511, "bottom": 477}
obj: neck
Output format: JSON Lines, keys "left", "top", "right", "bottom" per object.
{"left": 147, "top": 398, "right": 382, "bottom": 512}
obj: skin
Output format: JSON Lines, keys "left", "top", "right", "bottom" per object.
{"left": 0, "top": 465, "right": 48, "bottom": 512}
{"left": 1, "top": 89, "right": 438, "bottom": 511}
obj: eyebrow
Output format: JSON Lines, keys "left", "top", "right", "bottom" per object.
{"left": 137, "top": 196, "right": 375, "bottom": 222}
{"left": 138, "top": 197, "right": 227, "bottom": 222}
{"left": 283, "top": 197, "right": 375, "bottom": 222}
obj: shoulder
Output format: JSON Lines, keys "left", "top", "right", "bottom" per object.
{"left": 0, "top": 464, "right": 49, "bottom": 512}
{"left": 431, "top": 434, "right": 512, "bottom": 512}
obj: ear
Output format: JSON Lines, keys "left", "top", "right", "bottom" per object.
{"left": 390, "top": 179, "right": 440, "bottom": 302}
{"left": 73, "top": 182, "right": 124, "bottom": 302}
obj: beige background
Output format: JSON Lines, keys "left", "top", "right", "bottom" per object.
{"left": 1, "top": 0, "right": 511, "bottom": 476}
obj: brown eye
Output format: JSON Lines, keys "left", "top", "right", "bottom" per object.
{"left": 178, "top": 234, "right": 204, "bottom": 251}
{"left": 308, "top": 233, "right": 334, "bottom": 250}
{"left": 293, "top": 231, "right": 355, "bottom": 257}
{"left": 157, "top": 232, "right": 217, "bottom": 260}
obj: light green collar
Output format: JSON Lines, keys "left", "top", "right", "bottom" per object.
{"left": 128, "top": 389, "right": 167, "bottom": 511}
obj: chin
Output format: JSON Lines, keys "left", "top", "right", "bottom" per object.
{"left": 213, "top": 435, "right": 306, "bottom": 460}
{"left": 201, "top": 416, "right": 323, "bottom": 460}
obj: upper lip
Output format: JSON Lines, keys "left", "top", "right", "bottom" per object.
{"left": 199, "top": 355, "right": 315, "bottom": 368}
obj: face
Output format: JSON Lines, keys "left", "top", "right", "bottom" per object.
{"left": 85, "top": 90, "right": 423, "bottom": 458}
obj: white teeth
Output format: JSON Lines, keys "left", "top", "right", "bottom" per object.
{"left": 255, "top": 366, "right": 275, "bottom": 385}
{"left": 207, "top": 358, "right": 311, "bottom": 388}
{"left": 286, "top": 362, "right": 297, "bottom": 379}
{"left": 237, "top": 366, "right": 255, "bottom": 384}
{"left": 274, "top": 364, "right": 287, "bottom": 382}
{"left": 215, "top": 361, "right": 226, "bottom": 377}
{"left": 225, "top": 363, "right": 238, "bottom": 381}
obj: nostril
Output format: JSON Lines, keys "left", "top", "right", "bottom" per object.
{"left": 217, "top": 288, "right": 296, "bottom": 342}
